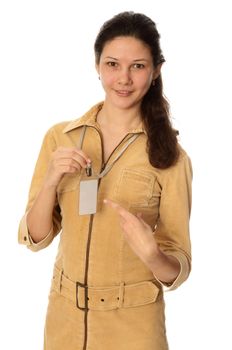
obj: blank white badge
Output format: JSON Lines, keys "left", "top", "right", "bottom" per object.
{"left": 79, "top": 179, "right": 98, "bottom": 215}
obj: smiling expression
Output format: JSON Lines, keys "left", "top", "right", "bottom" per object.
{"left": 96, "top": 36, "right": 161, "bottom": 111}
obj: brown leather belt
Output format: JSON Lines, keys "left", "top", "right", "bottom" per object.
{"left": 51, "top": 266, "right": 161, "bottom": 311}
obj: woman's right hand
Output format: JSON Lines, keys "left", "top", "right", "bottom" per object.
{"left": 43, "top": 147, "right": 90, "bottom": 188}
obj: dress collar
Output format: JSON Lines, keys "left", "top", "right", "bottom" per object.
{"left": 62, "top": 102, "right": 146, "bottom": 135}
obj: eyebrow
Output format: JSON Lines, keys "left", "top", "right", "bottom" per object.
{"left": 104, "top": 56, "right": 149, "bottom": 62}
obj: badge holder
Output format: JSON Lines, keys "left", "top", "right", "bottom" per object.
{"left": 78, "top": 129, "right": 139, "bottom": 216}
{"left": 79, "top": 163, "right": 98, "bottom": 215}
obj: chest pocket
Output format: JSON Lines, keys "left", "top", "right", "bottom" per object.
{"left": 115, "top": 168, "right": 158, "bottom": 207}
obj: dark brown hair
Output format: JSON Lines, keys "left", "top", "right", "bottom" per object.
{"left": 94, "top": 11, "right": 179, "bottom": 169}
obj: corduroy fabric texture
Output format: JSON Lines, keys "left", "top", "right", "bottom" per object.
{"left": 18, "top": 102, "right": 192, "bottom": 350}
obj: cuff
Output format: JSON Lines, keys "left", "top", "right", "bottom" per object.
{"left": 153, "top": 251, "right": 190, "bottom": 292}
{"left": 18, "top": 212, "right": 54, "bottom": 252}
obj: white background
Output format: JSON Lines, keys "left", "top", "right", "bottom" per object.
{"left": 1, "top": 0, "right": 231, "bottom": 349}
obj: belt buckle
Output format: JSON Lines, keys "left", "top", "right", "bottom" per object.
{"left": 76, "top": 281, "right": 88, "bottom": 311}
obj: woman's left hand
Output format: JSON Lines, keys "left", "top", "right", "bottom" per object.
{"left": 103, "top": 199, "right": 158, "bottom": 265}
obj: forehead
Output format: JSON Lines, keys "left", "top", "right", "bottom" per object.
{"left": 101, "top": 36, "right": 152, "bottom": 60}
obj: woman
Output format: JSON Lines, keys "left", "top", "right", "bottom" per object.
{"left": 18, "top": 11, "right": 192, "bottom": 350}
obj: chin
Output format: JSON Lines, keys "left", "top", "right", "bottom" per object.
{"left": 109, "top": 95, "right": 140, "bottom": 110}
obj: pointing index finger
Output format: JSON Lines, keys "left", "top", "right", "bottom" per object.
{"left": 103, "top": 199, "right": 133, "bottom": 220}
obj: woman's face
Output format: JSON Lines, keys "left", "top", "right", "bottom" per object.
{"left": 96, "top": 36, "right": 161, "bottom": 111}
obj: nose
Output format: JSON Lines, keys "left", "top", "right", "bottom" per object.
{"left": 117, "top": 68, "right": 132, "bottom": 85}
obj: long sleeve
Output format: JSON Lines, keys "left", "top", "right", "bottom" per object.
{"left": 18, "top": 127, "right": 62, "bottom": 252}
{"left": 154, "top": 151, "right": 193, "bottom": 291}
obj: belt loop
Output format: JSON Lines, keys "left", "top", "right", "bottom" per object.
{"left": 58, "top": 268, "right": 63, "bottom": 293}
{"left": 118, "top": 282, "right": 125, "bottom": 308}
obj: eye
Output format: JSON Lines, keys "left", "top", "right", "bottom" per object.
{"left": 132, "top": 63, "right": 145, "bottom": 69}
{"left": 106, "top": 61, "right": 118, "bottom": 67}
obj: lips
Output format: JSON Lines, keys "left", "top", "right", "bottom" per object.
{"left": 115, "top": 89, "right": 133, "bottom": 97}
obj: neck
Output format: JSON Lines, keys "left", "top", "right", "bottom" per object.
{"left": 97, "top": 102, "right": 142, "bottom": 133}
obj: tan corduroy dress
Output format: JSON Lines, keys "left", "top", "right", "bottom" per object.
{"left": 18, "top": 102, "right": 192, "bottom": 350}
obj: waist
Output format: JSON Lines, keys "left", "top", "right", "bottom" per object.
{"left": 51, "top": 265, "right": 161, "bottom": 311}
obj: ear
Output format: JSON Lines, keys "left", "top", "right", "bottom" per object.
{"left": 153, "top": 63, "right": 163, "bottom": 80}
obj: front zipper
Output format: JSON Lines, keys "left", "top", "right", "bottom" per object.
{"left": 81, "top": 127, "right": 141, "bottom": 350}
{"left": 82, "top": 214, "right": 94, "bottom": 350}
